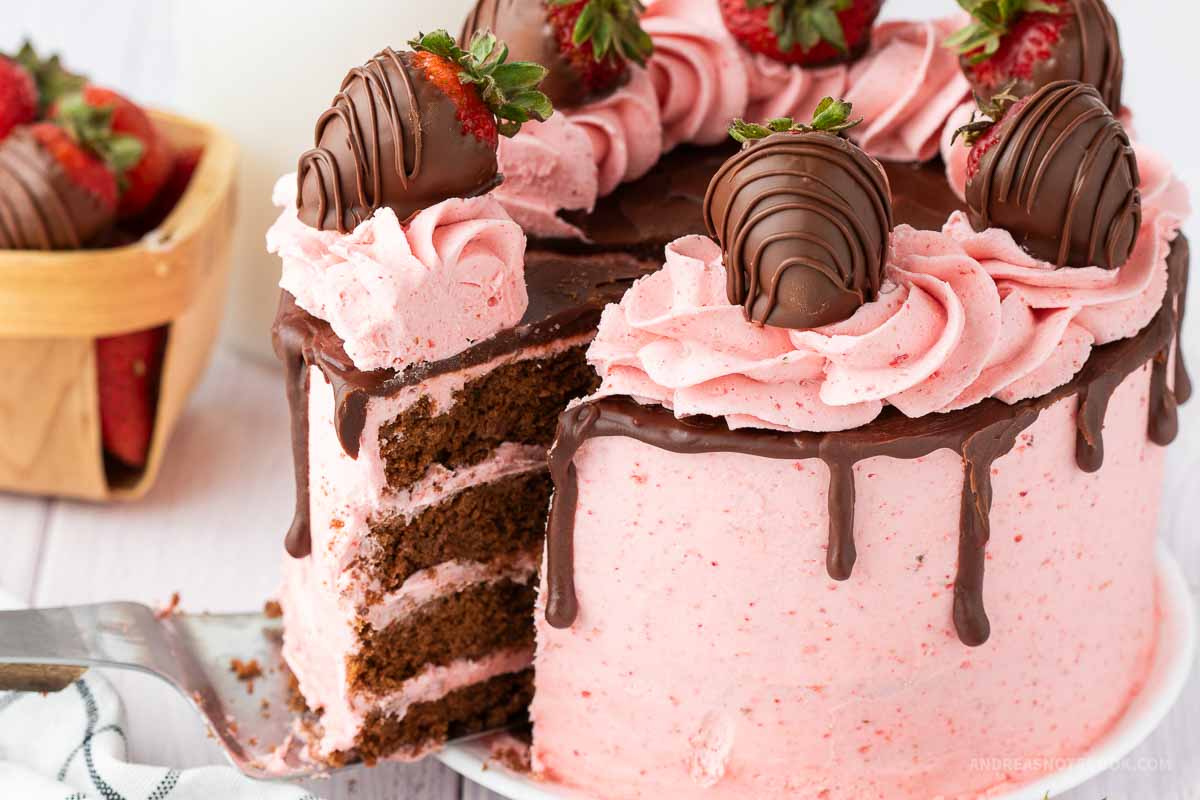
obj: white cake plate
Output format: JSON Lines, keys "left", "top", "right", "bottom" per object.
{"left": 438, "top": 544, "right": 1197, "bottom": 800}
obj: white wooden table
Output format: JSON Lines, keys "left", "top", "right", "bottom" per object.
{"left": 2, "top": 344, "right": 1198, "bottom": 800}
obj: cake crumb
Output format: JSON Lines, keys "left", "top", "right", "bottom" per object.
{"left": 155, "top": 592, "right": 181, "bottom": 619}
{"left": 263, "top": 600, "right": 283, "bottom": 619}
{"left": 230, "top": 658, "right": 263, "bottom": 693}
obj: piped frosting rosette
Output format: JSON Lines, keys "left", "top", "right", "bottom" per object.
{"left": 746, "top": 16, "right": 970, "bottom": 162}
{"left": 268, "top": 176, "right": 528, "bottom": 373}
{"left": 588, "top": 154, "right": 1188, "bottom": 433}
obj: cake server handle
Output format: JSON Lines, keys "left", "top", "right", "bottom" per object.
{"left": 0, "top": 602, "right": 186, "bottom": 693}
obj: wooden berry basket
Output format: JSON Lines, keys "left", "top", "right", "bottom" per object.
{"left": 0, "top": 110, "right": 238, "bottom": 501}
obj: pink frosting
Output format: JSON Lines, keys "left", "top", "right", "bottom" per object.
{"left": 642, "top": 0, "right": 749, "bottom": 151}
{"left": 744, "top": 55, "right": 847, "bottom": 127}
{"left": 494, "top": 113, "right": 598, "bottom": 239}
{"left": 565, "top": 66, "right": 664, "bottom": 197}
{"left": 844, "top": 17, "right": 971, "bottom": 162}
{"left": 588, "top": 153, "right": 1188, "bottom": 433}
{"left": 267, "top": 176, "right": 527, "bottom": 373}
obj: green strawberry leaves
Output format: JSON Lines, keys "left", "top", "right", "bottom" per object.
{"left": 411, "top": 29, "right": 553, "bottom": 138}
{"left": 729, "top": 96, "right": 862, "bottom": 143}
{"left": 550, "top": 0, "right": 655, "bottom": 66}
{"left": 11, "top": 40, "right": 85, "bottom": 114}
{"left": 747, "top": 0, "right": 854, "bottom": 54}
{"left": 944, "top": 0, "right": 1064, "bottom": 63}
{"left": 55, "top": 93, "right": 145, "bottom": 184}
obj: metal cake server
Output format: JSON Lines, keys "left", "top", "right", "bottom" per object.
{"left": 0, "top": 603, "right": 320, "bottom": 780}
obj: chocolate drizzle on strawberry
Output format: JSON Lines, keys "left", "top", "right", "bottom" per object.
{"left": 947, "top": 0, "right": 1124, "bottom": 111}
{"left": 0, "top": 126, "right": 112, "bottom": 249}
{"left": 297, "top": 34, "right": 550, "bottom": 232}
{"left": 964, "top": 80, "right": 1140, "bottom": 269}
{"left": 703, "top": 101, "right": 892, "bottom": 329}
{"left": 297, "top": 48, "right": 495, "bottom": 232}
{"left": 544, "top": 237, "right": 1191, "bottom": 645}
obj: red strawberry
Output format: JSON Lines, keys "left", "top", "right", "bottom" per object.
{"left": 719, "top": 0, "right": 884, "bottom": 66}
{"left": 27, "top": 122, "right": 120, "bottom": 211}
{"left": 59, "top": 86, "right": 172, "bottom": 219}
{"left": 0, "top": 57, "right": 38, "bottom": 141}
{"left": 409, "top": 30, "right": 553, "bottom": 147}
{"left": 125, "top": 146, "right": 203, "bottom": 235}
{"left": 546, "top": 0, "right": 654, "bottom": 102}
{"left": 951, "top": 89, "right": 1031, "bottom": 180}
{"left": 945, "top": 0, "right": 1123, "bottom": 111}
{"left": 97, "top": 326, "right": 167, "bottom": 469}
{"left": 7, "top": 41, "right": 85, "bottom": 116}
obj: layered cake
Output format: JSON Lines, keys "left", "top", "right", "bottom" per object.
{"left": 270, "top": 0, "right": 1193, "bottom": 793}
{"left": 533, "top": 83, "right": 1191, "bottom": 800}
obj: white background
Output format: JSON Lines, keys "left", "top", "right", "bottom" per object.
{"left": 3, "top": 2, "right": 1199, "bottom": 800}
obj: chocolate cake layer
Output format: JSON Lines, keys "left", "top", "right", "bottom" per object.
{"left": 351, "top": 669, "right": 534, "bottom": 765}
{"left": 275, "top": 251, "right": 656, "bottom": 557}
{"left": 379, "top": 347, "right": 596, "bottom": 488}
{"left": 348, "top": 579, "right": 537, "bottom": 693}
{"left": 367, "top": 470, "right": 551, "bottom": 596}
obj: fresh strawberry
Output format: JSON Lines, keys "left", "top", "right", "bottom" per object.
{"left": 945, "top": 0, "right": 1123, "bottom": 110}
{"left": 8, "top": 40, "right": 85, "bottom": 115}
{"left": 0, "top": 56, "right": 38, "bottom": 141}
{"left": 719, "top": 0, "right": 884, "bottom": 66}
{"left": 125, "top": 146, "right": 203, "bottom": 235}
{"left": 97, "top": 326, "right": 167, "bottom": 469}
{"left": 409, "top": 30, "right": 553, "bottom": 148}
{"left": 950, "top": 87, "right": 1031, "bottom": 180}
{"left": 57, "top": 86, "right": 172, "bottom": 219}
{"left": 27, "top": 122, "right": 120, "bottom": 211}
{"left": 52, "top": 92, "right": 150, "bottom": 215}
{"left": 546, "top": 0, "right": 654, "bottom": 101}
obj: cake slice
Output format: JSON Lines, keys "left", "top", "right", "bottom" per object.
{"left": 265, "top": 32, "right": 612, "bottom": 762}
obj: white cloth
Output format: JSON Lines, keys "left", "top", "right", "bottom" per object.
{"left": 0, "top": 593, "right": 319, "bottom": 800}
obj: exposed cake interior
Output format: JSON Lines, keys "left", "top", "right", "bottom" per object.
{"left": 276, "top": 252, "right": 651, "bottom": 761}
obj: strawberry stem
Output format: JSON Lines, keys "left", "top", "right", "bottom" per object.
{"left": 10, "top": 40, "right": 85, "bottom": 114}
{"left": 944, "top": 0, "right": 1065, "bottom": 64}
{"left": 729, "top": 96, "right": 862, "bottom": 142}
{"left": 744, "top": 0, "right": 855, "bottom": 55}
{"left": 951, "top": 82, "right": 1021, "bottom": 146}
{"left": 54, "top": 93, "right": 144, "bottom": 186}
{"left": 410, "top": 29, "right": 553, "bottom": 138}
{"left": 549, "top": 0, "right": 654, "bottom": 66}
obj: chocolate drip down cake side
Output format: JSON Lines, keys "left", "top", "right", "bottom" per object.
{"left": 267, "top": 1, "right": 1193, "bottom": 797}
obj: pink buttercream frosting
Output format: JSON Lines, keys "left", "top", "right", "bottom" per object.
{"left": 567, "top": 66, "right": 664, "bottom": 197}
{"left": 642, "top": 0, "right": 748, "bottom": 151}
{"left": 745, "top": 16, "right": 969, "bottom": 163}
{"left": 588, "top": 152, "right": 1188, "bottom": 433}
{"left": 267, "top": 176, "right": 527, "bottom": 373}
{"left": 494, "top": 113, "right": 598, "bottom": 239}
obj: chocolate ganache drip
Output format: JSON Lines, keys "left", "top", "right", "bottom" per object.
{"left": 965, "top": 80, "right": 1140, "bottom": 270}
{"left": 296, "top": 48, "right": 500, "bottom": 232}
{"left": 0, "top": 127, "right": 113, "bottom": 250}
{"left": 703, "top": 103, "right": 892, "bottom": 329}
{"left": 545, "top": 238, "right": 1191, "bottom": 647}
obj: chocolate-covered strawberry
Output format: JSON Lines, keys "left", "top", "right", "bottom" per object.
{"left": 703, "top": 98, "right": 892, "bottom": 329}
{"left": 945, "top": 0, "right": 1123, "bottom": 111}
{"left": 956, "top": 80, "right": 1139, "bottom": 269}
{"left": 461, "top": 0, "right": 653, "bottom": 109}
{"left": 297, "top": 30, "right": 552, "bottom": 233}
{"left": 719, "top": 0, "right": 884, "bottom": 67}
{"left": 0, "top": 116, "right": 141, "bottom": 250}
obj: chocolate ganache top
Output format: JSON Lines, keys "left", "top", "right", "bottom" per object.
{"left": 965, "top": 80, "right": 1140, "bottom": 269}
{"left": 703, "top": 109, "right": 892, "bottom": 330}
{"left": 0, "top": 127, "right": 113, "bottom": 250}
{"left": 296, "top": 48, "right": 500, "bottom": 233}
